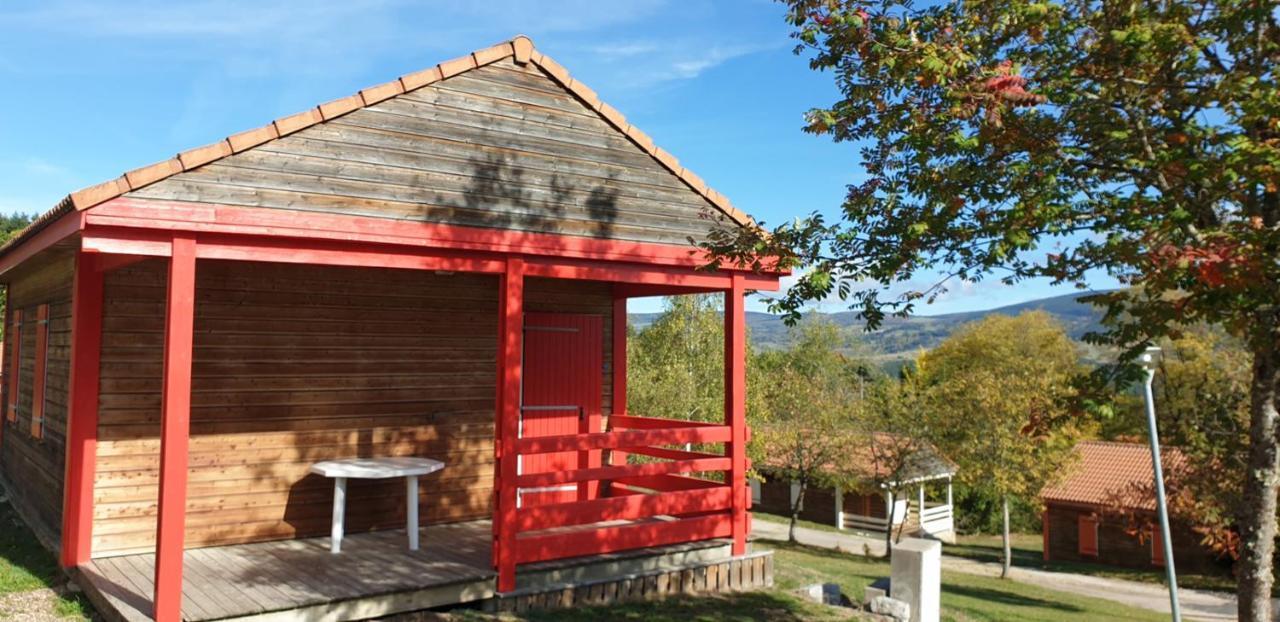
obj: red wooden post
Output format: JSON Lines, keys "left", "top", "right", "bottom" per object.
{"left": 724, "top": 273, "right": 747, "bottom": 555}
{"left": 612, "top": 295, "right": 627, "bottom": 417}
{"left": 153, "top": 236, "right": 197, "bottom": 622}
{"left": 608, "top": 294, "right": 629, "bottom": 479}
{"left": 494, "top": 257, "right": 523, "bottom": 593}
{"left": 60, "top": 252, "right": 105, "bottom": 568}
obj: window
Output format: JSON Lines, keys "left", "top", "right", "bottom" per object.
{"left": 6, "top": 308, "right": 20, "bottom": 424}
{"left": 30, "top": 304, "right": 49, "bottom": 440}
{"left": 1078, "top": 514, "right": 1099, "bottom": 557}
{"left": 1152, "top": 527, "right": 1165, "bottom": 567}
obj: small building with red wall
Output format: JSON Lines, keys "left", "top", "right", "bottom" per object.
{"left": 1041, "top": 441, "right": 1216, "bottom": 572}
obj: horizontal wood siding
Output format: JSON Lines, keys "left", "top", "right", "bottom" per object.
{"left": 1044, "top": 502, "right": 1217, "bottom": 572}
{"left": 1, "top": 250, "right": 74, "bottom": 544}
{"left": 92, "top": 259, "right": 612, "bottom": 556}
{"left": 126, "top": 59, "right": 720, "bottom": 245}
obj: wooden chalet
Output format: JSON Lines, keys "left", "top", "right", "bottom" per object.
{"left": 1040, "top": 441, "right": 1216, "bottom": 572}
{"left": 0, "top": 36, "right": 783, "bottom": 621}
{"left": 753, "top": 434, "right": 957, "bottom": 543}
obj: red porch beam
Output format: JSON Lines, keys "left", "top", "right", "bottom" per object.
{"left": 610, "top": 414, "right": 723, "bottom": 429}
{"left": 60, "top": 252, "right": 105, "bottom": 568}
{"left": 523, "top": 256, "right": 778, "bottom": 290}
{"left": 516, "top": 456, "right": 731, "bottom": 489}
{"left": 515, "top": 487, "right": 733, "bottom": 531}
{"left": 515, "top": 425, "right": 731, "bottom": 455}
{"left": 724, "top": 273, "right": 748, "bottom": 555}
{"left": 153, "top": 235, "right": 197, "bottom": 622}
{"left": 494, "top": 258, "right": 523, "bottom": 593}
{"left": 88, "top": 197, "right": 791, "bottom": 277}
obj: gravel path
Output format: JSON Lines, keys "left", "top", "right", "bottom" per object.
{"left": 751, "top": 519, "right": 1272, "bottom": 621}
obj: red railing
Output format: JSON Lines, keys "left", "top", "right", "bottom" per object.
{"left": 510, "top": 414, "right": 743, "bottom": 565}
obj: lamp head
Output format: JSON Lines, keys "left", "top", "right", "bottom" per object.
{"left": 1139, "top": 346, "right": 1161, "bottom": 372}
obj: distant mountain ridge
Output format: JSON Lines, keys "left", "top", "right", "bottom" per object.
{"left": 630, "top": 291, "right": 1109, "bottom": 362}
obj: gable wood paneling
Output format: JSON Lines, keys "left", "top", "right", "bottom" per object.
{"left": 0, "top": 250, "right": 74, "bottom": 545}
{"left": 92, "top": 259, "right": 613, "bottom": 556}
{"left": 124, "top": 60, "right": 720, "bottom": 246}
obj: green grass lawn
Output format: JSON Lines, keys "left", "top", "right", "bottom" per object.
{"left": 766, "top": 541, "right": 1164, "bottom": 622}
{"left": 498, "top": 541, "right": 1166, "bottom": 622}
{"left": 950, "top": 532, "right": 1242, "bottom": 595}
{"left": 0, "top": 496, "right": 90, "bottom": 619}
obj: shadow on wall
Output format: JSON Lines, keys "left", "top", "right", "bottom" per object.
{"left": 430, "top": 153, "right": 621, "bottom": 239}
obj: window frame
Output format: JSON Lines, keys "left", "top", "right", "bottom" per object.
{"left": 6, "top": 308, "right": 21, "bottom": 424}
{"left": 30, "top": 303, "right": 49, "bottom": 440}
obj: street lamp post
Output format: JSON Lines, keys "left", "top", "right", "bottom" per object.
{"left": 1140, "top": 346, "right": 1182, "bottom": 622}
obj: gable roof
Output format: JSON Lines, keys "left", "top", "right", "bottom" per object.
{"left": 0, "top": 35, "right": 756, "bottom": 258}
{"left": 1040, "top": 440, "right": 1188, "bottom": 511}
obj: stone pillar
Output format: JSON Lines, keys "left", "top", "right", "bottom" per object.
{"left": 891, "top": 538, "right": 941, "bottom": 622}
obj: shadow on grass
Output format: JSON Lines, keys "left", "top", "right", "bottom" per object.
{"left": 0, "top": 497, "right": 61, "bottom": 594}
{"left": 943, "top": 582, "right": 1086, "bottom": 613}
{"left": 519, "top": 591, "right": 829, "bottom": 622}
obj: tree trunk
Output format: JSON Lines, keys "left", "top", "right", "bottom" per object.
{"left": 1239, "top": 335, "right": 1280, "bottom": 622}
{"left": 1001, "top": 496, "right": 1012, "bottom": 579}
{"left": 790, "top": 482, "right": 806, "bottom": 543}
{"left": 884, "top": 490, "right": 895, "bottom": 560}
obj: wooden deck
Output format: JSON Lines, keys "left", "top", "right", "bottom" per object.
{"left": 78, "top": 521, "right": 496, "bottom": 622}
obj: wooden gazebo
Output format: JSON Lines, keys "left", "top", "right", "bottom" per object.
{"left": 0, "top": 36, "right": 782, "bottom": 621}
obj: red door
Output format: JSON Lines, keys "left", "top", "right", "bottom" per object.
{"left": 520, "top": 313, "right": 603, "bottom": 507}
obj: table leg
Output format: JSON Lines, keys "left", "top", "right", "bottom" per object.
{"left": 331, "top": 477, "right": 346, "bottom": 554}
{"left": 406, "top": 475, "right": 419, "bottom": 551}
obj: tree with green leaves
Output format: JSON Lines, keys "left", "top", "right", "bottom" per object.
{"left": 917, "top": 312, "right": 1089, "bottom": 577}
{"left": 1144, "top": 327, "right": 1250, "bottom": 560}
{"left": 701, "top": 3, "right": 1278, "bottom": 615}
{"left": 755, "top": 318, "right": 866, "bottom": 541}
{"left": 0, "top": 213, "right": 32, "bottom": 328}
{"left": 627, "top": 294, "right": 728, "bottom": 424}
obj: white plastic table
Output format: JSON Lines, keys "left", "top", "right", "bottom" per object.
{"left": 309, "top": 457, "right": 446, "bottom": 553}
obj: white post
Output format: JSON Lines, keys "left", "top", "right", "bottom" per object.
{"left": 946, "top": 478, "right": 953, "bottom": 508}
{"left": 891, "top": 538, "right": 941, "bottom": 622}
{"left": 406, "top": 475, "right": 420, "bottom": 551}
{"left": 886, "top": 490, "right": 896, "bottom": 525}
{"left": 918, "top": 484, "right": 926, "bottom": 515}
{"left": 330, "top": 477, "right": 347, "bottom": 553}
{"left": 835, "top": 485, "right": 845, "bottom": 530}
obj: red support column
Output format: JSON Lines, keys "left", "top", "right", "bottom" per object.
{"left": 608, "top": 294, "right": 629, "bottom": 477}
{"left": 153, "top": 236, "right": 197, "bottom": 622}
{"left": 494, "top": 258, "right": 524, "bottom": 593}
{"left": 60, "top": 252, "right": 105, "bottom": 568}
{"left": 611, "top": 296, "right": 627, "bottom": 418}
{"left": 724, "top": 274, "right": 747, "bottom": 555}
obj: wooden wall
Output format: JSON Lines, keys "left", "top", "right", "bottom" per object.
{"left": 0, "top": 249, "right": 75, "bottom": 545}
{"left": 126, "top": 59, "right": 719, "bottom": 246}
{"left": 1044, "top": 502, "right": 1216, "bottom": 572}
{"left": 92, "top": 259, "right": 613, "bottom": 557}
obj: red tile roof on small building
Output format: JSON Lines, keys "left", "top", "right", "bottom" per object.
{"left": 1040, "top": 440, "right": 1188, "bottom": 512}
{"left": 0, "top": 35, "right": 758, "bottom": 259}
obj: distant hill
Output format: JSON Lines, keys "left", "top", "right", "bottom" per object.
{"left": 630, "top": 291, "right": 1110, "bottom": 365}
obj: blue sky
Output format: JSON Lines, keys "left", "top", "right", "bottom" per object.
{"left": 0, "top": 0, "right": 1115, "bottom": 316}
